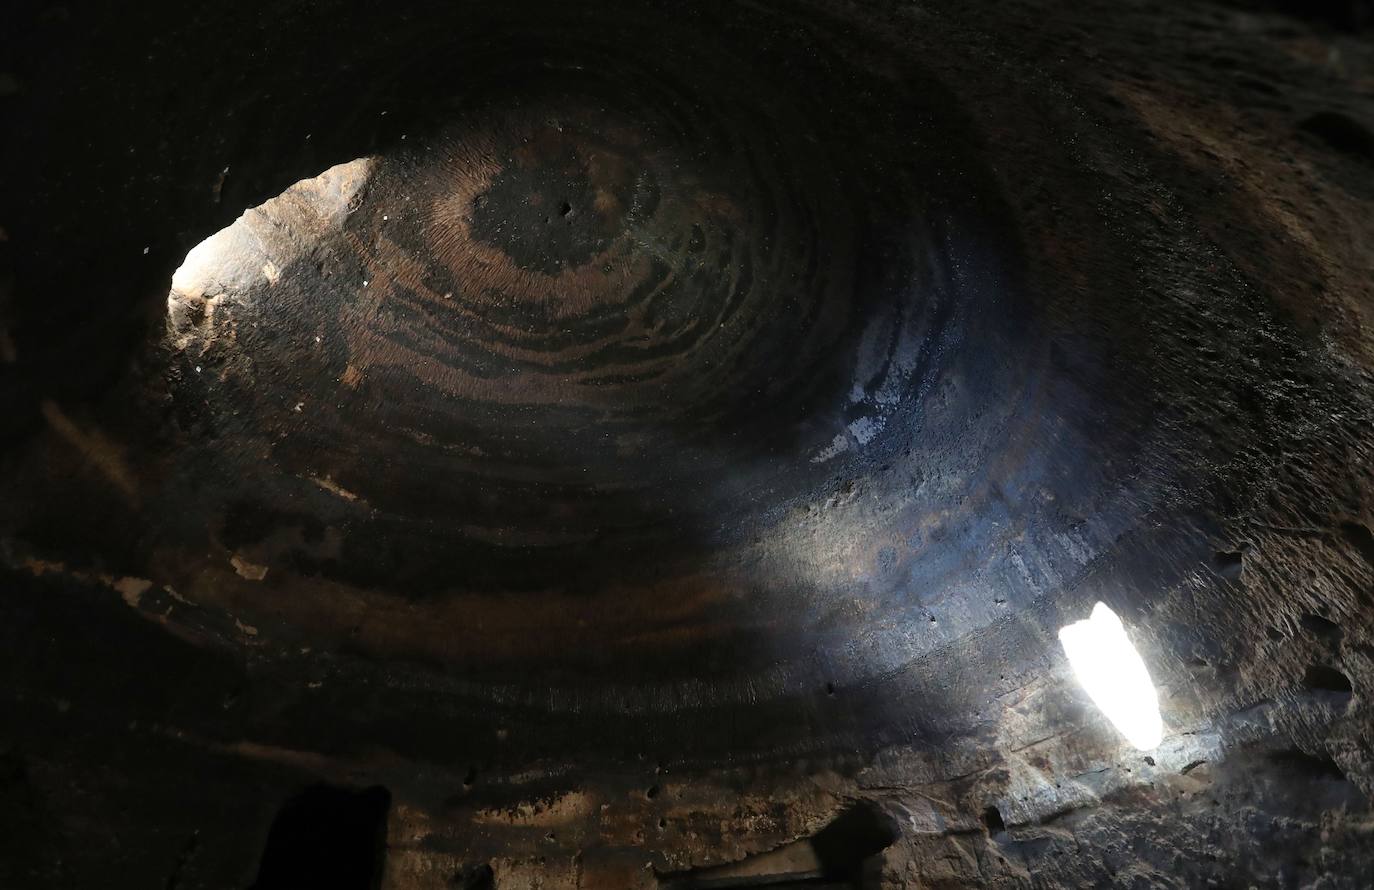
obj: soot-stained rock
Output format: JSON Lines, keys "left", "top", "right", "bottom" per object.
{"left": 2, "top": 0, "right": 1374, "bottom": 887}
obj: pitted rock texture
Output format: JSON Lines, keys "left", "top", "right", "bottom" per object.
{"left": 1, "top": 0, "right": 1373, "bottom": 887}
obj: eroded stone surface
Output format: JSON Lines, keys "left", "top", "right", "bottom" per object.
{"left": 1, "top": 0, "right": 1373, "bottom": 887}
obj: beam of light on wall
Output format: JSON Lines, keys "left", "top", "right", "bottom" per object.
{"left": 1058, "top": 602, "right": 1163, "bottom": 750}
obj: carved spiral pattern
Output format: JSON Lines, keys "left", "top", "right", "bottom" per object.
{"left": 168, "top": 26, "right": 1023, "bottom": 616}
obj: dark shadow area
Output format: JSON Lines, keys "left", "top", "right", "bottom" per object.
{"left": 809, "top": 802, "right": 901, "bottom": 878}
{"left": 252, "top": 785, "right": 391, "bottom": 890}
{"left": 1301, "top": 664, "right": 1355, "bottom": 714}
{"left": 1212, "top": 549, "right": 1246, "bottom": 579}
{"left": 661, "top": 801, "right": 898, "bottom": 889}
{"left": 450, "top": 863, "right": 495, "bottom": 889}
{"left": 1339, "top": 520, "right": 1374, "bottom": 569}
{"left": 1299, "top": 111, "right": 1374, "bottom": 163}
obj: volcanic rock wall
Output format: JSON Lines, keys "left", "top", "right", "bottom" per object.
{"left": 2, "top": 1, "right": 1373, "bottom": 887}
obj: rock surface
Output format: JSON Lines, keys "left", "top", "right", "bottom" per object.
{"left": 1, "top": 0, "right": 1373, "bottom": 887}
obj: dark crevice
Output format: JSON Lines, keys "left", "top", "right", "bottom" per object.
{"left": 1212, "top": 550, "right": 1245, "bottom": 580}
{"left": 1299, "top": 613, "right": 1342, "bottom": 640}
{"left": 1299, "top": 112, "right": 1374, "bottom": 162}
{"left": 1302, "top": 664, "right": 1354, "bottom": 698}
{"left": 810, "top": 801, "right": 901, "bottom": 875}
{"left": 251, "top": 785, "right": 392, "bottom": 890}
{"left": 1267, "top": 748, "right": 1348, "bottom": 782}
{"left": 1339, "top": 521, "right": 1374, "bottom": 569}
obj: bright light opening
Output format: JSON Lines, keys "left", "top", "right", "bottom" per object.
{"left": 166, "top": 156, "right": 376, "bottom": 316}
{"left": 1058, "top": 602, "right": 1163, "bottom": 750}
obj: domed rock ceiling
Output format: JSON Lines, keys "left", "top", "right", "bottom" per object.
{"left": 2, "top": 0, "right": 1374, "bottom": 887}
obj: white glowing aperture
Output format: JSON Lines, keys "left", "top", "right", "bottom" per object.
{"left": 1058, "top": 602, "right": 1163, "bottom": 750}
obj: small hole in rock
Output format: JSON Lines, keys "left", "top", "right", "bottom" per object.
{"left": 1266, "top": 625, "right": 1285, "bottom": 641}
{"left": 1303, "top": 664, "right": 1353, "bottom": 695}
{"left": 560, "top": 201, "right": 573, "bottom": 217}
{"left": 982, "top": 806, "right": 1005, "bottom": 833}
{"left": 1339, "top": 521, "right": 1374, "bottom": 568}
{"left": 646, "top": 784, "right": 660, "bottom": 799}
{"left": 1212, "top": 550, "right": 1244, "bottom": 579}
{"left": 1299, "top": 111, "right": 1374, "bottom": 162}
{"left": 1300, "top": 613, "right": 1342, "bottom": 640}
{"left": 1267, "top": 748, "right": 1348, "bottom": 781}
{"left": 826, "top": 682, "right": 836, "bottom": 696}
{"left": 1144, "top": 756, "right": 1156, "bottom": 766}
{"left": 810, "top": 801, "right": 900, "bottom": 875}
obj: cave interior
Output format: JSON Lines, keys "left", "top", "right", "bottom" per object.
{"left": 3, "top": 0, "right": 1374, "bottom": 887}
